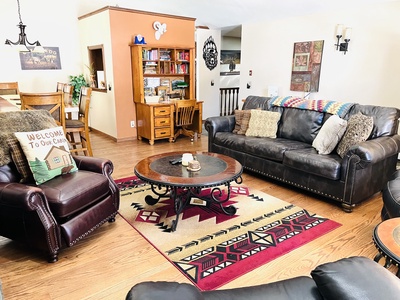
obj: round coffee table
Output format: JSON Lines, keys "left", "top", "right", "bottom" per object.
{"left": 373, "top": 217, "right": 400, "bottom": 277}
{"left": 134, "top": 151, "right": 243, "bottom": 231}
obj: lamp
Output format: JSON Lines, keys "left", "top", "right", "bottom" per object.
{"left": 5, "top": 0, "right": 44, "bottom": 53}
{"left": 335, "top": 24, "right": 352, "bottom": 55}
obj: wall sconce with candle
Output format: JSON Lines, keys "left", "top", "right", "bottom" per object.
{"left": 335, "top": 24, "right": 352, "bottom": 55}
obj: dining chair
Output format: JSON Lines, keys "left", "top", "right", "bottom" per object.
{"left": 20, "top": 91, "right": 65, "bottom": 132}
{"left": 65, "top": 86, "right": 93, "bottom": 156}
{"left": 0, "top": 82, "right": 19, "bottom": 95}
{"left": 56, "top": 82, "right": 64, "bottom": 92}
{"left": 173, "top": 99, "right": 196, "bottom": 142}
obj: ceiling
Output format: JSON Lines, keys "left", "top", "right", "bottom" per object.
{"left": 77, "top": 0, "right": 397, "bottom": 37}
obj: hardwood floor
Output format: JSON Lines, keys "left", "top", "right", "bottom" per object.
{"left": 0, "top": 131, "right": 391, "bottom": 299}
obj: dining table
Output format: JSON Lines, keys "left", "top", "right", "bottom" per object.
{"left": 0, "top": 94, "right": 79, "bottom": 118}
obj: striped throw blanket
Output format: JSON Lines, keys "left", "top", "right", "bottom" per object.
{"left": 271, "top": 96, "right": 354, "bottom": 117}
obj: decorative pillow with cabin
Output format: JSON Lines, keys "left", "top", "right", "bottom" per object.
{"left": 14, "top": 127, "right": 77, "bottom": 185}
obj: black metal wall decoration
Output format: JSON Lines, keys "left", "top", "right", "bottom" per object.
{"left": 203, "top": 36, "right": 218, "bottom": 70}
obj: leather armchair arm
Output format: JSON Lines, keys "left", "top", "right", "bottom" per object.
{"left": 205, "top": 116, "right": 235, "bottom": 150}
{"left": 342, "top": 135, "right": 400, "bottom": 169}
{"left": 0, "top": 182, "right": 48, "bottom": 210}
{"left": 73, "top": 155, "right": 114, "bottom": 176}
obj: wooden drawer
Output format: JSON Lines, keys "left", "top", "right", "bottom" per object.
{"left": 154, "top": 117, "right": 170, "bottom": 127}
{"left": 155, "top": 128, "right": 171, "bottom": 138}
{"left": 154, "top": 106, "right": 171, "bottom": 116}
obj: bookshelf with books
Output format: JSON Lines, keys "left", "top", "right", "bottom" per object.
{"left": 131, "top": 45, "right": 194, "bottom": 103}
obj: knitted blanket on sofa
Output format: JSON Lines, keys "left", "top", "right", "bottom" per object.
{"left": 271, "top": 96, "right": 354, "bottom": 118}
{"left": 0, "top": 110, "right": 57, "bottom": 166}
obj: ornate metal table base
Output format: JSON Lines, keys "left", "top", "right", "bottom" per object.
{"left": 145, "top": 176, "right": 242, "bottom": 231}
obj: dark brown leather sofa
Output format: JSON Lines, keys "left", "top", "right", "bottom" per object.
{"left": 205, "top": 96, "right": 400, "bottom": 212}
{"left": 126, "top": 256, "right": 400, "bottom": 300}
{"left": 0, "top": 155, "right": 119, "bottom": 262}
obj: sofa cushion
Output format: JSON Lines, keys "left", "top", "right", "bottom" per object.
{"left": 312, "top": 115, "right": 347, "bottom": 154}
{"left": 336, "top": 113, "right": 373, "bottom": 158}
{"left": 311, "top": 256, "right": 400, "bottom": 300}
{"left": 7, "top": 138, "right": 34, "bottom": 183}
{"left": 14, "top": 127, "right": 78, "bottom": 185}
{"left": 283, "top": 148, "right": 342, "bottom": 180}
{"left": 39, "top": 170, "right": 110, "bottom": 218}
{"left": 278, "top": 108, "right": 323, "bottom": 144}
{"left": 245, "top": 110, "right": 281, "bottom": 138}
{"left": 244, "top": 138, "right": 312, "bottom": 162}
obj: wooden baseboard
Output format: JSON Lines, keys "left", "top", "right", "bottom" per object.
{"left": 90, "top": 128, "right": 137, "bottom": 143}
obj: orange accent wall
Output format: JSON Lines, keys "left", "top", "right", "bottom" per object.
{"left": 107, "top": 8, "right": 195, "bottom": 140}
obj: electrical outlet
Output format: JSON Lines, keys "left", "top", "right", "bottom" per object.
{"left": 130, "top": 121, "right": 135, "bottom": 128}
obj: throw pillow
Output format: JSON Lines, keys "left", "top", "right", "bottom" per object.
{"left": 312, "top": 115, "right": 348, "bottom": 154}
{"left": 14, "top": 127, "right": 78, "bottom": 185}
{"left": 336, "top": 113, "right": 374, "bottom": 158}
{"left": 232, "top": 110, "right": 246, "bottom": 134}
{"left": 7, "top": 138, "right": 34, "bottom": 183}
{"left": 245, "top": 110, "right": 281, "bottom": 138}
{"left": 236, "top": 110, "right": 252, "bottom": 135}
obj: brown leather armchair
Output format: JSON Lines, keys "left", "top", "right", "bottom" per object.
{"left": 0, "top": 155, "right": 119, "bottom": 262}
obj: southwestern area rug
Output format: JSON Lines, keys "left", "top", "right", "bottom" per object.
{"left": 116, "top": 176, "right": 341, "bottom": 290}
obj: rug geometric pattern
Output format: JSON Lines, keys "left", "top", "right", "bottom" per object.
{"left": 116, "top": 176, "right": 341, "bottom": 290}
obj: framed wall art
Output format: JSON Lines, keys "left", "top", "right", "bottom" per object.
{"left": 290, "top": 40, "right": 324, "bottom": 92}
{"left": 19, "top": 47, "right": 62, "bottom": 70}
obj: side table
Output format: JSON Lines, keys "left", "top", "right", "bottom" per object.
{"left": 373, "top": 217, "right": 400, "bottom": 277}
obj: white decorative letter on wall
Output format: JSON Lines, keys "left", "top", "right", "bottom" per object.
{"left": 153, "top": 21, "right": 167, "bottom": 40}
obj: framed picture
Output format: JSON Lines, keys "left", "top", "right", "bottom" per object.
{"left": 19, "top": 47, "right": 62, "bottom": 70}
{"left": 156, "top": 86, "right": 168, "bottom": 96}
{"left": 290, "top": 40, "right": 324, "bottom": 92}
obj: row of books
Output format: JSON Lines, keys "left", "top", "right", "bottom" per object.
{"left": 144, "top": 63, "right": 190, "bottom": 74}
{"left": 142, "top": 49, "right": 190, "bottom": 61}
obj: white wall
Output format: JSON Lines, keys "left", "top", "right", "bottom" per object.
{"left": 240, "top": 1, "right": 400, "bottom": 110}
{"left": 196, "top": 28, "right": 221, "bottom": 119}
{"left": 0, "top": 0, "right": 82, "bottom": 92}
{"left": 78, "top": 11, "right": 117, "bottom": 138}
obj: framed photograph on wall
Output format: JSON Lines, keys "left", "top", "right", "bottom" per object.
{"left": 19, "top": 47, "right": 62, "bottom": 70}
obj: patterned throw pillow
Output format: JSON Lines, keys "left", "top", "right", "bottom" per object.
{"left": 232, "top": 110, "right": 252, "bottom": 135}
{"left": 7, "top": 138, "right": 34, "bottom": 183}
{"left": 312, "top": 115, "right": 348, "bottom": 155}
{"left": 233, "top": 110, "right": 245, "bottom": 134}
{"left": 336, "top": 113, "right": 374, "bottom": 158}
{"left": 245, "top": 110, "right": 281, "bottom": 138}
{"left": 14, "top": 127, "right": 78, "bottom": 185}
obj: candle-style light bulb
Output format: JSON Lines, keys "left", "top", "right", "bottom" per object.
{"left": 336, "top": 24, "right": 344, "bottom": 37}
{"left": 344, "top": 27, "right": 352, "bottom": 40}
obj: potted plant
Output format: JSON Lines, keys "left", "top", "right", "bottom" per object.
{"left": 86, "top": 63, "right": 97, "bottom": 88}
{"left": 69, "top": 74, "right": 88, "bottom": 105}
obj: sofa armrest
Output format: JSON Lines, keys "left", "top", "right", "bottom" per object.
{"left": 126, "top": 282, "right": 204, "bottom": 300}
{"left": 311, "top": 256, "right": 400, "bottom": 300}
{"left": 73, "top": 155, "right": 114, "bottom": 176}
{"left": 205, "top": 115, "right": 235, "bottom": 150}
{"left": 0, "top": 182, "right": 48, "bottom": 210}
{"left": 342, "top": 135, "right": 400, "bottom": 168}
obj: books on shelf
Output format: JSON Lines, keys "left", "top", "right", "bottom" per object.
{"left": 142, "top": 49, "right": 158, "bottom": 60}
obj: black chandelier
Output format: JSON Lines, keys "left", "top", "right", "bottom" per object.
{"left": 5, "top": 0, "right": 44, "bottom": 53}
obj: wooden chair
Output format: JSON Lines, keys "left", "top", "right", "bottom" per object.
{"left": 56, "top": 82, "right": 74, "bottom": 106}
{"left": 20, "top": 91, "right": 65, "bottom": 132}
{"left": 173, "top": 99, "right": 196, "bottom": 142}
{"left": 65, "top": 87, "right": 93, "bottom": 156}
{"left": 0, "top": 82, "right": 19, "bottom": 95}
{"left": 56, "top": 82, "right": 64, "bottom": 92}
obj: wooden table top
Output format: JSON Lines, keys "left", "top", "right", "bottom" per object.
{"left": 373, "top": 217, "right": 400, "bottom": 263}
{"left": 134, "top": 151, "right": 243, "bottom": 188}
